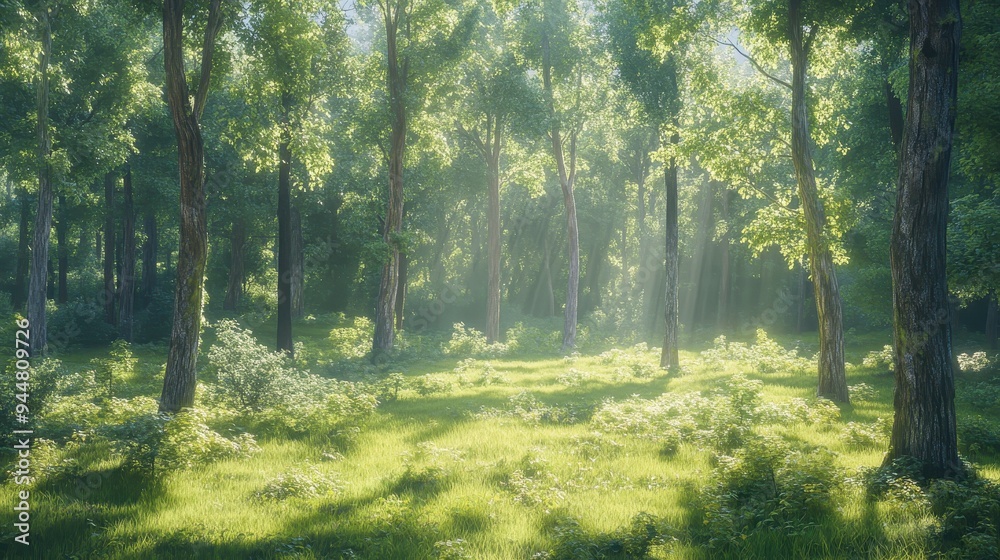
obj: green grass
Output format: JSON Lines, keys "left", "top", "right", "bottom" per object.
{"left": 2, "top": 324, "right": 999, "bottom": 559}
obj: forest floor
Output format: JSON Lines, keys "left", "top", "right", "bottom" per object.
{"left": 3, "top": 321, "right": 999, "bottom": 559}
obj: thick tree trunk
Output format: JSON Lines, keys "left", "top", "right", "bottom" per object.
{"left": 13, "top": 190, "right": 31, "bottom": 310}
{"left": 660, "top": 132, "right": 680, "bottom": 370}
{"left": 987, "top": 291, "right": 999, "bottom": 350}
{"left": 373, "top": 2, "right": 407, "bottom": 360}
{"left": 118, "top": 165, "right": 136, "bottom": 341}
{"left": 141, "top": 212, "right": 158, "bottom": 305}
{"left": 159, "top": 0, "right": 222, "bottom": 413}
{"left": 486, "top": 130, "right": 502, "bottom": 343}
{"left": 291, "top": 205, "right": 305, "bottom": 319}
{"left": 27, "top": 8, "right": 53, "bottom": 355}
{"left": 224, "top": 220, "right": 246, "bottom": 311}
{"left": 56, "top": 195, "right": 68, "bottom": 304}
{"left": 884, "top": 0, "right": 962, "bottom": 479}
{"left": 789, "top": 0, "right": 849, "bottom": 402}
{"left": 103, "top": 172, "right": 117, "bottom": 326}
{"left": 277, "top": 126, "right": 294, "bottom": 356}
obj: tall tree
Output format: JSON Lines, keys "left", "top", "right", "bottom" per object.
{"left": 884, "top": 0, "right": 962, "bottom": 478}
{"left": 159, "top": 0, "right": 225, "bottom": 413}
{"left": 26, "top": 1, "right": 54, "bottom": 354}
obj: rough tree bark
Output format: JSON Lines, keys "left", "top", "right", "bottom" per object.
{"left": 788, "top": 0, "right": 849, "bottom": 402}
{"left": 883, "top": 0, "right": 962, "bottom": 479}
{"left": 660, "top": 129, "right": 680, "bottom": 370}
{"left": 373, "top": 0, "right": 408, "bottom": 360}
{"left": 277, "top": 121, "right": 294, "bottom": 356}
{"left": 26, "top": 6, "right": 53, "bottom": 354}
{"left": 103, "top": 172, "right": 117, "bottom": 326}
{"left": 224, "top": 220, "right": 246, "bottom": 311}
{"left": 159, "top": 0, "right": 223, "bottom": 413}
{"left": 118, "top": 165, "right": 136, "bottom": 341}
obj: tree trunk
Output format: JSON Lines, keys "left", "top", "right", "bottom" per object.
{"left": 141, "top": 212, "right": 158, "bottom": 306}
{"left": 373, "top": 1, "right": 407, "bottom": 360}
{"left": 159, "top": 0, "right": 223, "bottom": 413}
{"left": 395, "top": 251, "right": 408, "bottom": 331}
{"left": 486, "top": 119, "right": 502, "bottom": 343}
{"left": 14, "top": 190, "right": 32, "bottom": 310}
{"left": 103, "top": 172, "right": 117, "bottom": 327}
{"left": 26, "top": 7, "right": 53, "bottom": 355}
{"left": 541, "top": 24, "right": 580, "bottom": 352}
{"left": 717, "top": 187, "right": 731, "bottom": 330}
{"left": 796, "top": 259, "right": 808, "bottom": 333}
{"left": 789, "top": 0, "right": 849, "bottom": 402}
{"left": 884, "top": 0, "right": 962, "bottom": 479}
{"left": 224, "top": 220, "right": 246, "bottom": 311}
{"left": 56, "top": 194, "right": 68, "bottom": 304}
{"left": 987, "top": 291, "right": 999, "bottom": 350}
{"left": 118, "top": 165, "right": 136, "bottom": 341}
{"left": 291, "top": 204, "right": 305, "bottom": 319}
{"left": 660, "top": 131, "right": 680, "bottom": 370}
{"left": 277, "top": 124, "right": 294, "bottom": 356}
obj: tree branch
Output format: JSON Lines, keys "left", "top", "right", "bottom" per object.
{"left": 711, "top": 36, "right": 792, "bottom": 91}
{"left": 193, "top": 0, "right": 224, "bottom": 120}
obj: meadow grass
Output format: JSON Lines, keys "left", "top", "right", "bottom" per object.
{"left": 2, "top": 323, "right": 999, "bottom": 559}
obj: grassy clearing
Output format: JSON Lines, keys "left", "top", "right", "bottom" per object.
{"left": 2, "top": 324, "right": 1000, "bottom": 559}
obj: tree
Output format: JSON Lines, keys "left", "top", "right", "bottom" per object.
{"left": 883, "top": 0, "right": 962, "bottom": 479}
{"left": 159, "top": 0, "right": 225, "bottom": 413}
{"left": 234, "top": 0, "right": 349, "bottom": 357}
{"left": 26, "top": 1, "right": 55, "bottom": 354}
{"left": 455, "top": 2, "right": 540, "bottom": 343}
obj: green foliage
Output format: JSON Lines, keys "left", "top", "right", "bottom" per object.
{"left": 538, "top": 512, "right": 669, "bottom": 560}
{"left": 958, "top": 416, "right": 1000, "bottom": 459}
{"left": 206, "top": 319, "right": 295, "bottom": 411}
{"left": 89, "top": 340, "right": 136, "bottom": 398}
{"left": 0, "top": 357, "right": 60, "bottom": 447}
{"left": 254, "top": 466, "right": 341, "bottom": 501}
{"left": 862, "top": 344, "right": 895, "bottom": 371}
{"left": 699, "top": 330, "right": 812, "bottom": 373}
{"left": 328, "top": 314, "right": 375, "bottom": 360}
{"left": 443, "top": 323, "right": 508, "bottom": 358}
{"left": 697, "top": 438, "right": 841, "bottom": 548}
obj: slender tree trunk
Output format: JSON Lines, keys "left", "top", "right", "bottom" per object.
{"left": 660, "top": 130, "right": 680, "bottom": 370}
{"left": 26, "top": 7, "right": 53, "bottom": 355}
{"left": 796, "top": 260, "right": 808, "bottom": 333}
{"left": 224, "top": 220, "right": 246, "bottom": 311}
{"left": 717, "top": 187, "right": 731, "bottom": 330}
{"left": 291, "top": 204, "right": 305, "bottom": 319}
{"left": 118, "top": 165, "right": 136, "bottom": 341}
{"left": 13, "top": 190, "right": 32, "bottom": 309}
{"left": 789, "top": 0, "right": 848, "bottom": 402}
{"left": 103, "top": 172, "right": 117, "bottom": 326}
{"left": 373, "top": 2, "right": 407, "bottom": 360}
{"left": 56, "top": 195, "right": 68, "bottom": 304}
{"left": 985, "top": 290, "right": 999, "bottom": 350}
{"left": 159, "top": 0, "right": 223, "bottom": 413}
{"left": 395, "top": 251, "right": 408, "bottom": 330}
{"left": 884, "top": 0, "right": 962, "bottom": 479}
{"left": 141, "top": 212, "right": 158, "bottom": 306}
{"left": 486, "top": 120, "right": 502, "bottom": 343}
{"left": 541, "top": 23, "right": 580, "bottom": 352}
{"left": 277, "top": 123, "right": 294, "bottom": 356}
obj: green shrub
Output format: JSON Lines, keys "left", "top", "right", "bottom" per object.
{"left": 443, "top": 323, "right": 508, "bottom": 358}
{"left": 843, "top": 417, "right": 892, "bottom": 448}
{"left": 90, "top": 340, "right": 137, "bottom": 398}
{"left": 328, "top": 314, "right": 374, "bottom": 360}
{"left": 957, "top": 352, "right": 994, "bottom": 373}
{"left": 862, "top": 344, "right": 895, "bottom": 371}
{"left": 254, "top": 466, "right": 341, "bottom": 501}
{"left": 505, "top": 322, "right": 559, "bottom": 356}
{"left": 958, "top": 416, "right": 1000, "bottom": 458}
{"left": 538, "top": 512, "right": 668, "bottom": 560}
{"left": 206, "top": 319, "right": 294, "bottom": 411}
{"left": 698, "top": 438, "right": 840, "bottom": 547}
{"left": 699, "top": 330, "right": 812, "bottom": 373}
{"left": 48, "top": 299, "right": 117, "bottom": 347}
{"left": 0, "top": 358, "right": 61, "bottom": 447}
